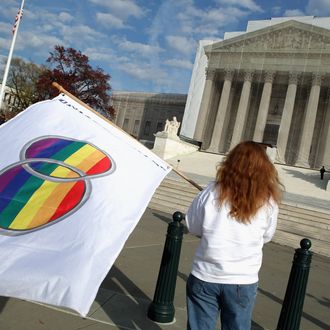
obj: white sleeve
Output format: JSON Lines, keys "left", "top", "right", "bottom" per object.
{"left": 186, "top": 194, "right": 203, "bottom": 236}
{"left": 263, "top": 201, "right": 279, "bottom": 243}
{"left": 185, "top": 185, "right": 210, "bottom": 237}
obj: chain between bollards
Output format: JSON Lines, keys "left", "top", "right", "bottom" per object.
{"left": 147, "top": 211, "right": 184, "bottom": 324}
{"left": 277, "top": 238, "right": 313, "bottom": 330}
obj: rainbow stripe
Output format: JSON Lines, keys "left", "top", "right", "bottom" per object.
{"left": 0, "top": 163, "right": 86, "bottom": 231}
{"left": 0, "top": 137, "right": 113, "bottom": 233}
{"left": 25, "top": 137, "right": 112, "bottom": 176}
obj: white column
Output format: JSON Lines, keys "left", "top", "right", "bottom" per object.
{"left": 230, "top": 70, "right": 254, "bottom": 149}
{"left": 115, "top": 98, "right": 127, "bottom": 128}
{"left": 277, "top": 72, "right": 300, "bottom": 163}
{"left": 253, "top": 71, "right": 275, "bottom": 142}
{"left": 207, "top": 70, "right": 234, "bottom": 153}
{"left": 321, "top": 99, "right": 330, "bottom": 166}
{"left": 194, "top": 68, "right": 216, "bottom": 142}
{"left": 296, "top": 73, "right": 322, "bottom": 167}
{"left": 320, "top": 97, "right": 330, "bottom": 166}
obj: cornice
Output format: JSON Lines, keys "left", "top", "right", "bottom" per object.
{"left": 112, "top": 92, "right": 187, "bottom": 105}
{"left": 206, "top": 22, "right": 330, "bottom": 56}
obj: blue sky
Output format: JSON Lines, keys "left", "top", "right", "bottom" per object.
{"left": 0, "top": 0, "right": 329, "bottom": 95}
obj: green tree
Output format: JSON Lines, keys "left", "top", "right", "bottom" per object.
{"left": 5, "top": 58, "right": 45, "bottom": 118}
{"left": 36, "top": 45, "right": 115, "bottom": 119}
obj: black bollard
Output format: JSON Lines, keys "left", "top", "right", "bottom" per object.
{"left": 147, "top": 211, "right": 184, "bottom": 323}
{"left": 277, "top": 238, "right": 313, "bottom": 330}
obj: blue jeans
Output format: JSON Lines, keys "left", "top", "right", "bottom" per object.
{"left": 186, "top": 274, "right": 258, "bottom": 330}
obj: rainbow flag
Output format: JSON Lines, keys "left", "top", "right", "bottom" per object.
{"left": 0, "top": 94, "right": 171, "bottom": 316}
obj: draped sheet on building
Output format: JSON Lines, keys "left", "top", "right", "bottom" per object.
{"left": 0, "top": 93, "right": 171, "bottom": 316}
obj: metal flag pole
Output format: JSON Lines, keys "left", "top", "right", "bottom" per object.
{"left": 0, "top": 0, "right": 25, "bottom": 112}
{"left": 52, "top": 82, "right": 203, "bottom": 191}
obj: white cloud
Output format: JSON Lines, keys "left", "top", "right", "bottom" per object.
{"left": 58, "top": 12, "right": 74, "bottom": 23}
{"left": 21, "top": 9, "right": 59, "bottom": 23}
{"left": 0, "top": 37, "right": 10, "bottom": 51}
{"left": 216, "top": 0, "right": 263, "bottom": 12}
{"left": 96, "top": 12, "right": 126, "bottom": 29}
{"left": 84, "top": 45, "right": 183, "bottom": 91}
{"left": 306, "top": 0, "right": 330, "bottom": 16}
{"left": 271, "top": 6, "right": 282, "bottom": 15}
{"left": 58, "top": 24, "right": 104, "bottom": 46}
{"left": 164, "top": 58, "right": 193, "bottom": 70}
{"left": 84, "top": 47, "right": 121, "bottom": 64}
{"left": 148, "top": 0, "right": 254, "bottom": 77}
{"left": 203, "top": 7, "right": 247, "bottom": 24}
{"left": 0, "top": 22, "right": 10, "bottom": 35}
{"left": 151, "top": 0, "right": 256, "bottom": 44}
{"left": 113, "top": 38, "right": 164, "bottom": 57}
{"left": 283, "top": 9, "right": 305, "bottom": 17}
{"left": 14, "top": 19, "right": 102, "bottom": 59}
{"left": 121, "top": 62, "right": 167, "bottom": 81}
{"left": 166, "top": 35, "right": 196, "bottom": 55}
{"left": 20, "top": 33, "right": 62, "bottom": 49}
{"left": 1, "top": 0, "right": 17, "bottom": 5}
{"left": 0, "top": 3, "right": 110, "bottom": 67}
{"left": 40, "top": 24, "right": 51, "bottom": 33}
{"left": 19, "top": 8, "right": 103, "bottom": 42}
{"left": 89, "top": 0, "right": 145, "bottom": 19}
{"left": 176, "top": 6, "right": 248, "bottom": 37}
{"left": 15, "top": 32, "right": 62, "bottom": 58}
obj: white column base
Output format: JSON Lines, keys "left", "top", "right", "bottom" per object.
{"left": 295, "top": 159, "right": 310, "bottom": 168}
{"left": 326, "top": 180, "right": 330, "bottom": 192}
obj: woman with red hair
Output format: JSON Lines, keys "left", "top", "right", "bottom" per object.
{"left": 186, "top": 141, "right": 282, "bottom": 330}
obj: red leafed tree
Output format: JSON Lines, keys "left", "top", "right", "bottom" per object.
{"left": 36, "top": 45, "right": 115, "bottom": 119}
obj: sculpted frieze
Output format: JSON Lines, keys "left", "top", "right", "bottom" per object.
{"left": 220, "top": 27, "right": 330, "bottom": 52}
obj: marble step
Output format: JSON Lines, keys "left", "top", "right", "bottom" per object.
{"left": 273, "top": 231, "right": 330, "bottom": 257}
{"left": 279, "top": 205, "right": 330, "bottom": 224}
{"left": 153, "top": 188, "right": 197, "bottom": 204}
{"left": 148, "top": 198, "right": 189, "bottom": 215}
{"left": 276, "top": 219, "right": 329, "bottom": 242}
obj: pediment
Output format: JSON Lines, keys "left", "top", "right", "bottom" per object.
{"left": 206, "top": 20, "right": 330, "bottom": 53}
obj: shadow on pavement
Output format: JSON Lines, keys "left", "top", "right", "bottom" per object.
{"left": 282, "top": 168, "right": 327, "bottom": 190}
{"left": 95, "top": 265, "right": 162, "bottom": 330}
{"left": 251, "top": 320, "right": 264, "bottom": 329}
{"left": 152, "top": 211, "right": 189, "bottom": 234}
{"left": 258, "top": 287, "right": 329, "bottom": 329}
{"left": 0, "top": 296, "right": 8, "bottom": 313}
{"left": 177, "top": 270, "right": 188, "bottom": 282}
{"left": 306, "top": 293, "right": 330, "bottom": 308}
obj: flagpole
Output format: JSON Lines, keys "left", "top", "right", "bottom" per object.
{"left": 0, "top": 0, "right": 25, "bottom": 112}
{"left": 52, "top": 82, "right": 203, "bottom": 191}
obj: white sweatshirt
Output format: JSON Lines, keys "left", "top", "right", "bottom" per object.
{"left": 186, "top": 182, "right": 278, "bottom": 284}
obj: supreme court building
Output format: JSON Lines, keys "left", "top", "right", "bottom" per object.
{"left": 180, "top": 16, "right": 330, "bottom": 169}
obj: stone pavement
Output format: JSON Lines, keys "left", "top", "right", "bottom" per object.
{"left": 0, "top": 208, "right": 329, "bottom": 330}
{"left": 0, "top": 151, "right": 329, "bottom": 329}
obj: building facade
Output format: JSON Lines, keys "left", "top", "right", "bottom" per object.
{"left": 112, "top": 92, "right": 187, "bottom": 147}
{"left": 181, "top": 17, "right": 330, "bottom": 169}
{"left": 0, "top": 84, "right": 18, "bottom": 121}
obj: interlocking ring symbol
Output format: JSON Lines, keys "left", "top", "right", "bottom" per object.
{"left": 0, "top": 136, "right": 115, "bottom": 236}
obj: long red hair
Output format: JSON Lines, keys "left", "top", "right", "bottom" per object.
{"left": 216, "top": 141, "right": 282, "bottom": 223}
